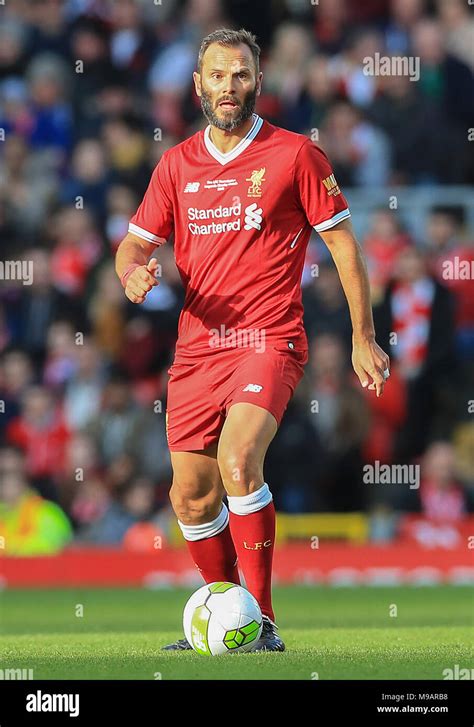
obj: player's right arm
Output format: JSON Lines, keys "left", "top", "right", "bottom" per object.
{"left": 116, "top": 150, "right": 174, "bottom": 304}
{"left": 115, "top": 232, "right": 160, "bottom": 304}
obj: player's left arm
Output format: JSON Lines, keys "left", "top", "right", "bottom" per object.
{"left": 318, "top": 218, "right": 390, "bottom": 397}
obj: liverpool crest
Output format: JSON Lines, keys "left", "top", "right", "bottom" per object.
{"left": 246, "top": 167, "right": 266, "bottom": 197}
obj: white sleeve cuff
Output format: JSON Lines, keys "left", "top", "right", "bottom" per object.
{"left": 313, "top": 209, "right": 351, "bottom": 233}
{"left": 128, "top": 222, "right": 166, "bottom": 246}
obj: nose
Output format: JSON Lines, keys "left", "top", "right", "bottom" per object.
{"left": 222, "top": 74, "right": 237, "bottom": 95}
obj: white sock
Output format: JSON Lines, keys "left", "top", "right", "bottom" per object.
{"left": 178, "top": 502, "right": 228, "bottom": 542}
{"left": 227, "top": 483, "right": 273, "bottom": 516}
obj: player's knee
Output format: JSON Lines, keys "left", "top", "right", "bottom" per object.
{"left": 217, "top": 445, "right": 262, "bottom": 494}
{"left": 169, "top": 484, "right": 221, "bottom": 525}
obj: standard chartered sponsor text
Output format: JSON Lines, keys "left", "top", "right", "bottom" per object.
{"left": 187, "top": 203, "right": 241, "bottom": 235}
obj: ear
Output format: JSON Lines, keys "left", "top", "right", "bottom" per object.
{"left": 193, "top": 71, "right": 202, "bottom": 98}
{"left": 256, "top": 72, "right": 263, "bottom": 97}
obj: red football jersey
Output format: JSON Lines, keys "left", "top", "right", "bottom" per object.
{"left": 129, "top": 113, "right": 350, "bottom": 362}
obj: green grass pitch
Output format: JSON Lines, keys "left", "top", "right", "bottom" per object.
{"left": 0, "top": 585, "right": 472, "bottom": 680}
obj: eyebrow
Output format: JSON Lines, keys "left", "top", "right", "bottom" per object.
{"left": 209, "top": 67, "right": 251, "bottom": 73}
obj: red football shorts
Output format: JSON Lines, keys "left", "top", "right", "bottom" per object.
{"left": 165, "top": 342, "right": 308, "bottom": 452}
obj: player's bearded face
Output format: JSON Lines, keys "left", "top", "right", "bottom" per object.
{"left": 200, "top": 83, "right": 257, "bottom": 132}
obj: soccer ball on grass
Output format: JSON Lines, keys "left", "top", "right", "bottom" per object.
{"left": 183, "top": 582, "right": 263, "bottom": 655}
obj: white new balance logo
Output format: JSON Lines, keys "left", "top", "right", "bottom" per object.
{"left": 243, "top": 383, "right": 263, "bottom": 393}
{"left": 184, "top": 182, "right": 200, "bottom": 193}
{"left": 244, "top": 202, "right": 263, "bottom": 230}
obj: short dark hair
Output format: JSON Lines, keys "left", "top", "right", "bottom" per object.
{"left": 198, "top": 28, "right": 261, "bottom": 74}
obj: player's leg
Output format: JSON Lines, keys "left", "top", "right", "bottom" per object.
{"left": 217, "top": 403, "right": 278, "bottom": 626}
{"left": 166, "top": 358, "right": 240, "bottom": 587}
{"left": 163, "top": 444, "right": 241, "bottom": 650}
{"left": 169, "top": 443, "right": 240, "bottom": 585}
{"left": 214, "top": 345, "right": 306, "bottom": 651}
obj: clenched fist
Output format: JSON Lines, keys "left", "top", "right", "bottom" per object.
{"left": 124, "top": 258, "right": 160, "bottom": 303}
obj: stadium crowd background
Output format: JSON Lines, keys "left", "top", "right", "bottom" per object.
{"left": 0, "top": 0, "right": 473, "bottom": 554}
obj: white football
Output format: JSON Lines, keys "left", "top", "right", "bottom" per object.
{"left": 183, "top": 582, "right": 263, "bottom": 656}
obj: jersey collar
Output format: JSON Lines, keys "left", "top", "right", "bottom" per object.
{"left": 204, "top": 113, "right": 263, "bottom": 165}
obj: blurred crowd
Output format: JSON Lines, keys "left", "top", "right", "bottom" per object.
{"left": 0, "top": 0, "right": 473, "bottom": 554}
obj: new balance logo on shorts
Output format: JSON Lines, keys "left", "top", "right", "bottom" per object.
{"left": 243, "top": 384, "right": 263, "bottom": 393}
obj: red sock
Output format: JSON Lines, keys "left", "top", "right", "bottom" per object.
{"left": 229, "top": 501, "right": 275, "bottom": 621}
{"left": 185, "top": 524, "right": 241, "bottom": 585}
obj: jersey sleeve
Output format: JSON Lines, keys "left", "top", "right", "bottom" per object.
{"left": 293, "top": 140, "right": 351, "bottom": 233}
{"left": 128, "top": 152, "right": 174, "bottom": 245}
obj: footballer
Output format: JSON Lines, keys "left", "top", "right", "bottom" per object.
{"left": 115, "top": 28, "right": 390, "bottom": 651}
